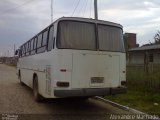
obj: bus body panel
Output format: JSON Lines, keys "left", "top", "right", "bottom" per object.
{"left": 53, "top": 50, "right": 126, "bottom": 97}
{"left": 71, "top": 52, "right": 121, "bottom": 89}
{"left": 18, "top": 51, "right": 56, "bottom": 98}
{"left": 54, "top": 50, "right": 124, "bottom": 89}
{"left": 53, "top": 50, "right": 72, "bottom": 90}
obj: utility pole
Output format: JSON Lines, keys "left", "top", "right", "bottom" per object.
{"left": 51, "top": 0, "right": 53, "bottom": 23}
{"left": 94, "top": 0, "right": 98, "bottom": 20}
{"left": 14, "top": 44, "right": 16, "bottom": 57}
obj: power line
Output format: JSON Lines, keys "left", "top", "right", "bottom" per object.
{"left": 83, "top": 0, "right": 89, "bottom": 17}
{"left": 71, "top": 0, "right": 81, "bottom": 17}
{"left": 0, "top": 0, "right": 37, "bottom": 16}
{"left": 51, "top": 0, "right": 53, "bottom": 23}
{"left": 78, "top": 0, "right": 86, "bottom": 17}
{"left": 89, "top": 0, "right": 93, "bottom": 18}
{"left": 75, "top": 0, "right": 87, "bottom": 17}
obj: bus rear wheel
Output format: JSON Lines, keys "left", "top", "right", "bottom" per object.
{"left": 33, "top": 76, "right": 43, "bottom": 102}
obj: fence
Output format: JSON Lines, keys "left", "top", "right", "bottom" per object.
{"left": 127, "top": 64, "right": 160, "bottom": 91}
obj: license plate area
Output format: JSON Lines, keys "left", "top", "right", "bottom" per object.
{"left": 91, "top": 77, "right": 104, "bottom": 84}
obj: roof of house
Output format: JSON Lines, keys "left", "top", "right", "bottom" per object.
{"left": 129, "top": 44, "right": 160, "bottom": 51}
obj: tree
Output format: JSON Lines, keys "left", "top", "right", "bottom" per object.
{"left": 154, "top": 30, "right": 160, "bottom": 44}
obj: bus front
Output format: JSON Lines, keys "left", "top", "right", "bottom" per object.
{"left": 53, "top": 18, "right": 126, "bottom": 98}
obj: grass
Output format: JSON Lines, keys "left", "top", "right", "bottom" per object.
{"left": 105, "top": 90, "right": 160, "bottom": 115}
{"left": 105, "top": 65, "right": 160, "bottom": 115}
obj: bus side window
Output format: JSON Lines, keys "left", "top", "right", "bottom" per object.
{"left": 24, "top": 43, "right": 27, "bottom": 57}
{"left": 40, "top": 30, "right": 48, "bottom": 53}
{"left": 47, "top": 25, "right": 54, "bottom": 51}
{"left": 28, "top": 41, "right": 31, "bottom": 55}
{"left": 42, "top": 30, "right": 48, "bottom": 47}
{"left": 37, "top": 34, "right": 42, "bottom": 48}
{"left": 30, "top": 39, "right": 34, "bottom": 55}
{"left": 26, "top": 41, "right": 30, "bottom": 56}
{"left": 37, "top": 34, "right": 43, "bottom": 54}
{"left": 34, "top": 37, "right": 37, "bottom": 53}
{"left": 31, "top": 38, "right": 36, "bottom": 55}
{"left": 21, "top": 46, "right": 24, "bottom": 57}
{"left": 26, "top": 42, "right": 29, "bottom": 56}
{"left": 22, "top": 45, "right": 24, "bottom": 57}
{"left": 36, "top": 30, "right": 48, "bottom": 54}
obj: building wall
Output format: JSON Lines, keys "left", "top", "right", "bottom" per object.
{"left": 129, "top": 53, "right": 144, "bottom": 64}
{"left": 128, "top": 50, "right": 160, "bottom": 65}
{"left": 124, "top": 33, "right": 139, "bottom": 52}
{"left": 154, "top": 53, "right": 160, "bottom": 63}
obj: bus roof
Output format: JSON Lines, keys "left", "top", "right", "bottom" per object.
{"left": 55, "top": 17, "right": 123, "bottom": 29}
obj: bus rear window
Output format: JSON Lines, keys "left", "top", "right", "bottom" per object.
{"left": 57, "top": 21, "right": 96, "bottom": 50}
{"left": 98, "top": 25, "right": 125, "bottom": 52}
{"left": 57, "top": 21, "right": 124, "bottom": 52}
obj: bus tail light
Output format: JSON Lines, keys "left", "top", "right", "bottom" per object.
{"left": 60, "top": 69, "right": 67, "bottom": 72}
{"left": 57, "top": 82, "right": 69, "bottom": 87}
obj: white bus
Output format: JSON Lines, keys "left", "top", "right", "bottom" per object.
{"left": 16, "top": 17, "right": 126, "bottom": 101}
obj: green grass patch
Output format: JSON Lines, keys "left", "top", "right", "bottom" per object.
{"left": 105, "top": 90, "right": 160, "bottom": 115}
{"left": 106, "top": 65, "right": 160, "bottom": 115}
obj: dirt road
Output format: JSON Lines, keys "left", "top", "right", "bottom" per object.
{"left": 0, "top": 64, "right": 131, "bottom": 120}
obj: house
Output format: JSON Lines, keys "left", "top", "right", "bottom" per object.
{"left": 128, "top": 44, "right": 160, "bottom": 65}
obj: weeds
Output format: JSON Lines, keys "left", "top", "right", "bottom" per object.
{"left": 106, "top": 65, "right": 160, "bottom": 114}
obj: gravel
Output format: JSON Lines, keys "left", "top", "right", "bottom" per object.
{"left": 0, "top": 64, "right": 131, "bottom": 120}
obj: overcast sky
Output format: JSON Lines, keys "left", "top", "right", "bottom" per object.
{"left": 0, "top": 0, "right": 160, "bottom": 56}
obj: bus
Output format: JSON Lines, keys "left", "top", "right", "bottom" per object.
{"left": 16, "top": 17, "right": 126, "bottom": 102}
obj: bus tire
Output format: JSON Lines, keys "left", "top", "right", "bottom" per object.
{"left": 33, "top": 76, "right": 43, "bottom": 102}
{"left": 18, "top": 70, "right": 25, "bottom": 86}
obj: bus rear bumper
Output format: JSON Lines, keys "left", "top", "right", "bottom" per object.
{"left": 54, "top": 87, "right": 127, "bottom": 97}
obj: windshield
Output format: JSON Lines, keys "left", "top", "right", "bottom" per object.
{"left": 57, "top": 21, "right": 125, "bottom": 52}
